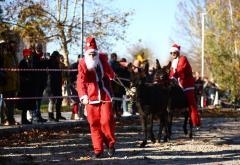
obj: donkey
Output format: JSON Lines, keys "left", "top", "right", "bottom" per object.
{"left": 157, "top": 61, "right": 193, "bottom": 138}
{"left": 129, "top": 60, "right": 170, "bottom": 147}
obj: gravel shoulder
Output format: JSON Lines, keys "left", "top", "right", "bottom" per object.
{"left": 0, "top": 116, "right": 240, "bottom": 165}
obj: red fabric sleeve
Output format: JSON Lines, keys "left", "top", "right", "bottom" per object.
{"left": 100, "top": 54, "right": 115, "bottom": 80}
{"left": 77, "top": 59, "right": 88, "bottom": 98}
{"left": 176, "top": 56, "right": 188, "bottom": 79}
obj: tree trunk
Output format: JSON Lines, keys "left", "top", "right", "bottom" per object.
{"left": 62, "top": 43, "right": 69, "bottom": 67}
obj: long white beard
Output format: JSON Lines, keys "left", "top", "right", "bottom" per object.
{"left": 171, "top": 57, "right": 179, "bottom": 73}
{"left": 85, "top": 54, "right": 99, "bottom": 70}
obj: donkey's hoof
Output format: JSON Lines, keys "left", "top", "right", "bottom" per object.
{"left": 150, "top": 137, "right": 156, "bottom": 144}
{"left": 189, "top": 132, "right": 193, "bottom": 139}
{"left": 163, "top": 137, "right": 169, "bottom": 142}
{"left": 183, "top": 128, "right": 188, "bottom": 135}
{"left": 140, "top": 140, "right": 147, "bottom": 147}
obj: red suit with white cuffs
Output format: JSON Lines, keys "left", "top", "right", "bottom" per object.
{"left": 169, "top": 44, "right": 201, "bottom": 126}
{"left": 77, "top": 38, "right": 115, "bottom": 155}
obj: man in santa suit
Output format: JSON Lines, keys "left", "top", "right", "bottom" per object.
{"left": 169, "top": 44, "right": 201, "bottom": 127}
{"left": 77, "top": 37, "right": 116, "bottom": 158}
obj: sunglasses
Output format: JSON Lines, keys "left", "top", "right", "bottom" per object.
{"left": 170, "top": 52, "right": 177, "bottom": 55}
{"left": 89, "top": 52, "right": 97, "bottom": 57}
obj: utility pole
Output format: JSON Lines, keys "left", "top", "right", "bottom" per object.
{"left": 201, "top": 12, "right": 206, "bottom": 79}
{"left": 201, "top": 12, "right": 206, "bottom": 108}
{"left": 228, "top": 0, "right": 238, "bottom": 55}
{"left": 81, "top": 0, "right": 84, "bottom": 57}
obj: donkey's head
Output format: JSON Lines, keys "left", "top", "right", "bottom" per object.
{"left": 152, "top": 60, "right": 171, "bottom": 85}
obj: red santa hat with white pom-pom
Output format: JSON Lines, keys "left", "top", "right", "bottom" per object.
{"left": 84, "top": 37, "right": 98, "bottom": 56}
{"left": 170, "top": 44, "right": 181, "bottom": 53}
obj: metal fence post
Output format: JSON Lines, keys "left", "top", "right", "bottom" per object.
{"left": 0, "top": 93, "right": 3, "bottom": 124}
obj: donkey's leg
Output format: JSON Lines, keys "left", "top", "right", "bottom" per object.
{"left": 149, "top": 113, "right": 156, "bottom": 143}
{"left": 157, "top": 117, "right": 164, "bottom": 143}
{"left": 168, "top": 110, "right": 173, "bottom": 137}
{"left": 183, "top": 110, "right": 188, "bottom": 135}
{"left": 163, "top": 114, "right": 170, "bottom": 142}
{"left": 189, "top": 118, "right": 193, "bottom": 139}
{"left": 140, "top": 114, "right": 148, "bottom": 147}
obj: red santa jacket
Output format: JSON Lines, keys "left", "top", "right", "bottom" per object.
{"left": 169, "top": 55, "right": 195, "bottom": 92}
{"left": 77, "top": 53, "right": 115, "bottom": 104}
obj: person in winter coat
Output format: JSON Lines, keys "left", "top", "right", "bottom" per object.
{"left": 47, "top": 51, "right": 66, "bottom": 122}
{"left": 77, "top": 37, "right": 116, "bottom": 158}
{"left": 169, "top": 43, "right": 201, "bottom": 127}
{"left": 16, "top": 49, "right": 36, "bottom": 124}
{"left": 0, "top": 40, "right": 20, "bottom": 126}
{"left": 69, "top": 55, "right": 83, "bottom": 120}
{"left": 31, "top": 43, "right": 48, "bottom": 123}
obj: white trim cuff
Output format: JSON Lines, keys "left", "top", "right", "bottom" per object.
{"left": 80, "top": 95, "right": 88, "bottom": 101}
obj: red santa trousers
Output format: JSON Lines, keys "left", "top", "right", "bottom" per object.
{"left": 86, "top": 102, "right": 115, "bottom": 154}
{"left": 184, "top": 90, "right": 201, "bottom": 126}
{"left": 72, "top": 103, "right": 78, "bottom": 114}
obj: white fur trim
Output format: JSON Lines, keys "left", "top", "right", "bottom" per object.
{"left": 84, "top": 49, "right": 98, "bottom": 56}
{"left": 80, "top": 95, "right": 88, "bottom": 101}
{"left": 171, "top": 57, "right": 179, "bottom": 72}
{"left": 183, "top": 87, "right": 194, "bottom": 92}
{"left": 170, "top": 77, "right": 178, "bottom": 82}
{"left": 170, "top": 47, "right": 179, "bottom": 53}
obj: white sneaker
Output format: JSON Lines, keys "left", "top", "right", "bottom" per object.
{"left": 71, "top": 114, "right": 80, "bottom": 120}
{"left": 122, "top": 112, "right": 132, "bottom": 117}
{"left": 27, "top": 110, "right": 32, "bottom": 121}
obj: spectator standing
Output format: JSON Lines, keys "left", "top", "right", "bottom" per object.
{"left": 77, "top": 37, "right": 116, "bottom": 158}
{"left": 69, "top": 55, "right": 82, "bottom": 120}
{"left": 119, "top": 58, "right": 132, "bottom": 117}
{"left": 109, "top": 53, "right": 124, "bottom": 117}
{"left": 0, "top": 40, "right": 20, "bottom": 126}
{"left": 59, "top": 55, "right": 69, "bottom": 106}
{"left": 194, "top": 72, "right": 204, "bottom": 108}
{"left": 32, "top": 43, "right": 48, "bottom": 123}
{"left": 47, "top": 51, "right": 66, "bottom": 122}
{"left": 169, "top": 43, "right": 201, "bottom": 127}
{"left": 203, "top": 77, "right": 211, "bottom": 107}
{"left": 16, "top": 49, "right": 36, "bottom": 124}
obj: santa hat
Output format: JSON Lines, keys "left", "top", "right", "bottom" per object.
{"left": 170, "top": 44, "right": 181, "bottom": 53}
{"left": 84, "top": 37, "right": 98, "bottom": 55}
{"left": 23, "top": 49, "right": 32, "bottom": 58}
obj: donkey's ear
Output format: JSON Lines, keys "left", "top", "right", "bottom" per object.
{"left": 167, "top": 61, "right": 171, "bottom": 68}
{"left": 156, "top": 59, "right": 161, "bottom": 70}
{"left": 143, "top": 60, "right": 149, "bottom": 74}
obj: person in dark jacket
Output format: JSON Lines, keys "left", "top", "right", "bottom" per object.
{"left": 47, "top": 51, "right": 66, "bottom": 122}
{"left": 16, "top": 49, "right": 36, "bottom": 124}
{"left": 32, "top": 43, "right": 48, "bottom": 123}
{"left": 0, "top": 40, "right": 20, "bottom": 126}
{"left": 109, "top": 53, "right": 124, "bottom": 117}
{"left": 69, "top": 55, "right": 84, "bottom": 120}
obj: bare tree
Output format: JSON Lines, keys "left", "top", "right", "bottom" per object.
{"left": 2, "top": 0, "right": 132, "bottom": 66}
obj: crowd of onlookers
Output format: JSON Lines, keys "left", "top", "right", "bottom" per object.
{"left": 0, "top": 39, "right": 235, "bottom": 126}
{"left": 194, "top": 72, "right": 219, "bottom": 109}
{"left": 0, "top": 40, "right": 72, "bottom": 126}
{"left": 0, "top": 39, "right": 136, "bottom": 126}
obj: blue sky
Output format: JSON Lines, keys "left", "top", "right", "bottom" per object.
{"left": 47, "top": 0, "right": 181, "bottom": 64}
{"left": 110, "top": 0, "right": 180, "bottom": 64}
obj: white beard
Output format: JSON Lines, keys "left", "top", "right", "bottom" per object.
{"left": 85, "top": 54, "right": 99, "bottom": 70}
{"left": 171, "top": 57, "right": 179, "bottom": 73}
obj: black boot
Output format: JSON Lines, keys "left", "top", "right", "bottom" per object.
{"left": 48, "top": 112, "right": 57, "bottom": 122}
{"left": 56, "top": 113, "right": 66, "bottom": 121}
{"left": 21, "top": 110, "right": 32, "bottom": 125}
{"left": 56, "top": 99, "right": 66, "bottom": 121}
